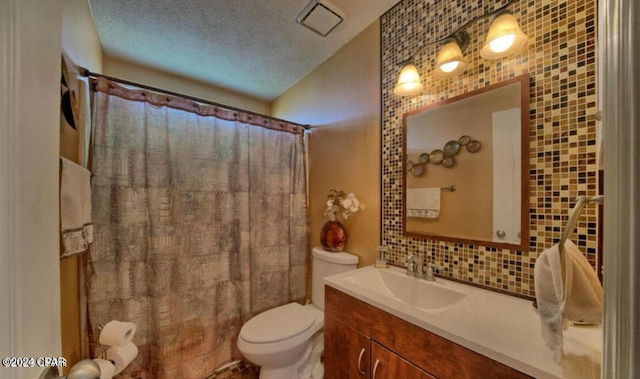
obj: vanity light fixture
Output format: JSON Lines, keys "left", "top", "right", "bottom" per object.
{"left": 432, "top": 30, "right": 470, "bottom": 78}
{"left": 393, "top": 0, "right": 527, "bottom": 95}
{"left": 480, "top": 10, "right": 529, "bottom": 59}
{"left": 393, "top": 62, "right": 423, "bottom": 96}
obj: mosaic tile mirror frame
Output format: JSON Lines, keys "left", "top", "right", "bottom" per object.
{"left": 381, "top": 0, "right": 599, "bottom": 297}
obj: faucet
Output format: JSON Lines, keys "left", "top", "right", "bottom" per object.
{"left": 404, "top": 254, "right": 423, "bottom": 277}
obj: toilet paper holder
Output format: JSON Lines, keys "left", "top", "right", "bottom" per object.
{"left": 38, "top": 323, "right": 111, "bottom": 379}
{"left": 39, "top": 360, "right": 101, "bottom": 379}
{"left": 39, "top": 322, "right": 131, "bottom": 378}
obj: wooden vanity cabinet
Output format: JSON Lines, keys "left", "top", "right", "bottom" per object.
{"left": 371, "top": 341, "right": 436, "bottom": 379}
{"left": 324, "top": 313, "right": 371, "bottom": 378}
{"left": 325, "top": 313, "right": 433, "bottom": 379}
{"left": 324, "top": 286, "right": 532, "bottom": 379}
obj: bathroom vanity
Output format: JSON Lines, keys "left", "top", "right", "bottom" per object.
{"left": 324, "top": 286, "right": 529, "bottom": 379}
{"left": 323, "top": 266, "right": 602, "bottom": 379}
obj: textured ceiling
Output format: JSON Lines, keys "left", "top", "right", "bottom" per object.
{"left": 88, "top": 0, "right": 400, "bottom": 101}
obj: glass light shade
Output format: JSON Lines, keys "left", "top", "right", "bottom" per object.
{"left": 480, "top": 11, "right": 528, "bottom": 59}
{"left": 432, "top": 40, "right": 468, "bottom": 78}
{"left": 394, "top": 63, "right": 423, "bottom": 96}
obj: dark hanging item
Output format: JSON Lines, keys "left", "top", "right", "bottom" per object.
{"left": 61, "top": 73, "right": 76, "bottom": 130}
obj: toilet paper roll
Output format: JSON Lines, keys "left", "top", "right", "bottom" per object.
{"left": 99, "top": 320, "right": 137, "bottom": 346}
{"left": 106, "top": 342, "right": 138, "bottom": 375}
{"left": 92, "top": 358, "right": 115, "bottom": 379}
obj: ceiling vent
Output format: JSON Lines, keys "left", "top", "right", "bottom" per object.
{"left": 296, "top": 0, "right": 345, "bottom": 37}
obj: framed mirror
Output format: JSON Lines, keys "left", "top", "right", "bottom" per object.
{"left": 403, "top": 74, "right": 529, "bottom": 250}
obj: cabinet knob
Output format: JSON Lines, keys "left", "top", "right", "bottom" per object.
{"left": 357, "top": 348, "right": 366, "bottom": 375}
{"left": 496, "top": 230, "right": 506, "bottom": 238}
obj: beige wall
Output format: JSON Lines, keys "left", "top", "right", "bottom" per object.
{"left": 104, "top": 56, "right": 271, "bottom": 115}
{"left": 272, "top": 20, "right": 381, "bottom": 267}
{"left": 62, "top": 0, "right": 103, "bottom": 72}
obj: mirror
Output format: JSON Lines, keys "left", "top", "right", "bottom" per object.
{"left": 403, "top": 74, "right": 529, "bottom": 250}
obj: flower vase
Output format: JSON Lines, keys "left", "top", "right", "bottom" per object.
{"left": 320, "top": 220, "right": 347, "bottom": 252}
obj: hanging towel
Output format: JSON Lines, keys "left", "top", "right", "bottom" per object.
{"left": 534, "top": 239, "right": 603, "bottom": 360}
{"left": 562, "top": 240, "right": 603, "bottom": 323}
{"left": 60, "top": 157, "right": 93, "bottom": 257}
{"left": 406, "top": 187, "right": 441, "bottom": 218}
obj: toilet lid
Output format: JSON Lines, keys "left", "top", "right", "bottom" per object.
{"left": 240, "top": 303, "right": 316, "bottom": 343}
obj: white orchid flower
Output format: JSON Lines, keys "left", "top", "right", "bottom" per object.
{"left": 342, "top": 193, "right": 360, "bottom": 213}
{"left": 324, "top": 190, "right": 361, "bottom": 221}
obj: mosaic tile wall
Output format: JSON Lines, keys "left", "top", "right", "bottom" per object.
{"left": 381, "top": 0, "right": 599, "bottom": 297}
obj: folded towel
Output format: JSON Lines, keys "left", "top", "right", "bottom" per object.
{"left": 534, "top": 239, "right": 603, "bottom": 359}
{"left": 60, "top": 157, "right": 93, "bottom": 257}
{"left": 406, "top": 187, "right": 441, "bottom": 218}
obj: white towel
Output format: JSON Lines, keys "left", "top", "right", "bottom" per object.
{"left": 534, "top": 239, "right": 603, "bottom": 360}
{"left": 406, "top": 187, "right": 441, "bottom": 218}
{"left": 60, "top": 157, "right": 93, "bottom": 257}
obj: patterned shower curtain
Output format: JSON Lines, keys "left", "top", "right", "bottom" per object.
{"left": 86, "top": 78, "right": 308, "bottom": 378}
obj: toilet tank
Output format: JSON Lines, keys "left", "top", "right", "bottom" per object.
{"left": 311, "top": 247, "right": 358, "bottom": 309}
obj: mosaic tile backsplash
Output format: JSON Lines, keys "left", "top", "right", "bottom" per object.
{"left": 381, "top": 0, "right": 598, "bottom": 297}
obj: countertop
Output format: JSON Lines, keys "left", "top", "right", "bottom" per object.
{"left": 324, "top": 265, "right": 602, "bottom": 379}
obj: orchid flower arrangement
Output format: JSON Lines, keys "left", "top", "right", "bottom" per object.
{"left": 324, "top": 190, "right": 360, "bottom": 221}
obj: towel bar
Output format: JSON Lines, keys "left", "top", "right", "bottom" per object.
{"left": 558, "top": 195, "right": 603, "bottom": 255}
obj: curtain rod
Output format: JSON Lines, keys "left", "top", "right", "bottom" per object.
{"left": 80, "top": 68, "right": 310, "bottom": 131}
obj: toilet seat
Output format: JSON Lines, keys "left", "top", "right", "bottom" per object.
{"left": 240, "top": 303, "right": 317, "bottom": 343}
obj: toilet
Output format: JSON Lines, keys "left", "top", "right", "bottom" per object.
{"left": 237, "top": 247, "right": 358, "bottom": 379}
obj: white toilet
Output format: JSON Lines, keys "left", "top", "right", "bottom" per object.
{"left": 237, "top": 247, "right": 358, "bottom": 379}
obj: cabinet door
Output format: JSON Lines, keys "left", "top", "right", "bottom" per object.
{"left": 324, "top": 313, "right": 371, "bottom": 379}
{"left": 371, "top": 341, "right": 436, "bottom": 379}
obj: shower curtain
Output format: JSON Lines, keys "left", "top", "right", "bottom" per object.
{"left": 86, "top": 78, "right": 309, "bottom": 378}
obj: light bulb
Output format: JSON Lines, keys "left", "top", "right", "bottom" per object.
{"left": 439, "top": 61, "right": 460, "bottom": 73}
{"left": 489, "top": 34, "right": 516, "bottom": 53}
{"left": 480, "top": 11, "right": 528, "bottom": 59}
{"left": 398, "top": 66, "right": 420, "bottom": 83}
{"left": 399, "top": 82, "right": 421, "bottom": 92}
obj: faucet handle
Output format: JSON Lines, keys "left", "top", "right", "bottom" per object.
{"left": 404, "top": 254, "right": 418, "bottom": 275}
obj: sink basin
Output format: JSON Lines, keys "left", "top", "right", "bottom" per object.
{"left": 342, "top": 266, "right": 466, "bottom": 311}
